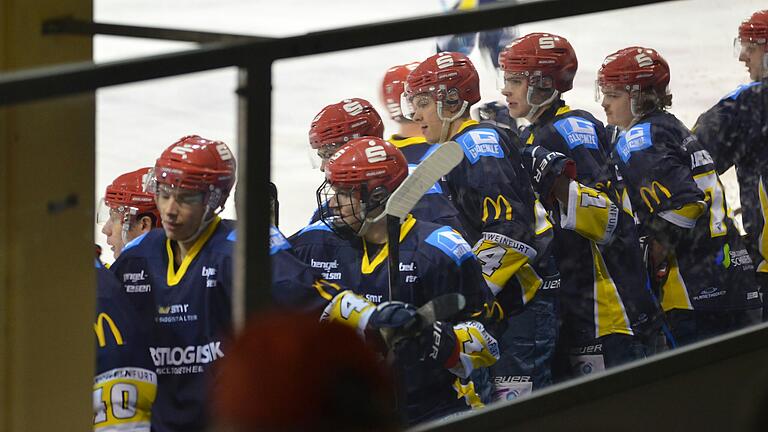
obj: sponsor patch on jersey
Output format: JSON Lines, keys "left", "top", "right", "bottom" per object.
{"left": 298, "top": 220, "right": 333, "bottom": 235}
{"left": 615, "top": 123, "right": 653, "bottom": 163}
{"left": 425, "top": 226, "right": 474, "bottom": 265}
{"left": 553, "top": 117, "right": 599, "bottom": 150}
{"left": 121, "top": 232, "right": 148, "bottom": 253}
{"left": 456, "top": 128, "right": 504, "bottom": 164}
{"left": 722, "top": 81, "right": 760, "bottom": 101}
{"left": 409, "top": 163, "right": 443, "bottom": 194}
{"left": 269, "top": 226, "right": 291, "bottom": 255}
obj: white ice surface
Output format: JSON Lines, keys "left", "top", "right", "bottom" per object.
{"left": 94, "top": 0, "right": 763, "bottom": 262}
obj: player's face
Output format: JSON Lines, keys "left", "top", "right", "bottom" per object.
{"left": 738, "top": 41, "right": 766, "bottom": 81}
{"left": 101, "top": 209, "right": 127, "bottom": 259}
{"left": 501, "top": 73, "right": 532, "bottom": 119}
{"left": 332, "top": 188, "right": 364, "bottom": 232}
{"left": 409, "top": 93, "right": 443, "bottom": 143}
{"left": 155, "top": 184, "right": 207, "bottom": 242}
{"left": 600, "top": 87, "right": 634, "bottom": 129}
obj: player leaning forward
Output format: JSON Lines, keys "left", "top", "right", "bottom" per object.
{"left": 296, "top": 136, "right": 499, "bottom": 424}
{"left": 596, "top": 47, "right": 762, "bottom": 345}
{"left": 403, "top": 52, "right": 560, "bottom": 398}
{"left": 110, "top": 135, "right": 237, "bottom": 431}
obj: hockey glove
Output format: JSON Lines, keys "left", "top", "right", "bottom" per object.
{"left": 520, "top": 145, "right": 576, "bottom": 207}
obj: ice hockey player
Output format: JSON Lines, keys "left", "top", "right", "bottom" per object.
{"left": 309, "top": 97, "right": 465, "bottom": 234}
{"left": 380, "top": 63, "right": 466, "bottom": 234}
{"left": 109, "top": 135, "right": 237, "bottom": 431}
{"left": 289, "top": 136, "right": 499, "bottom": 425}
{"left": 498, "top": 33, "right": 663, "bottom": 376}
{"left": 597, "top": 47, "right": 762, "bottom": 346}
{"left": 94, "top": 260, "right": 156, "bottom": 431}
{"left": 693, "top": 10, "right": 768, "bottom": 319}
{"left": 98, "top": 167, "right": 161, "bottom": 260}
{"left": 404, "top": 51, "right": 560, "bottom": 400}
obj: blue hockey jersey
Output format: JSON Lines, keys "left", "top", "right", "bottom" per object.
{"left": 694, "top": 80, "right": 768, "bottom": 274}
{"left": 94, "top": 260, "right": 156, "bottom": 431}
{"left": 109, "top": 217, "right": 235, "bottom": 432}
{"left": 288, "top": 217, "right": 497, "bottom": 424}
{"left": 443, "top": 119, "right": 551, "bottom": 314}
{"left": 612, "top": 110, "right": 761, "bottom": 312}
{"left": 521, "top": 102, "right": 662, "bottom": 342}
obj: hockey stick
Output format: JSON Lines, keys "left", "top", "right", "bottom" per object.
{"left": 377, "top": 141, "right": 465, "bottom": 301}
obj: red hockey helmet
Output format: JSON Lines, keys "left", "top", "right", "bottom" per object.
{"left": 317, "top": 137, "right": 408, "bottom": 236}
{"left": 597, "top": 46, "right": 670, "bottom": 95}
{"left": 103, "top": 167, "right": 161, "bottom": 227}
{"left": 325, "top": 137, "right": 408, "bottom": 194}
{"left": 309, "top": 98, "right": 385, "bottom": 151}
{"left": 739, "top": 10, "right": 768, "bottom": 45}
{"left": 380, "top": 62, "right": 420, "bottom": 121}
{"left": 498, "top": 32, "right": 578, "bottom": 92}
{"left": 153, "top": 135, "right": 236, "bottom": 212}
{"left": 404, "top": 52, "right": 481, "bottom": 106}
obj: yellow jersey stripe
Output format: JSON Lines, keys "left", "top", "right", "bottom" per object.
{"left": 166, "top": 217, "right": 221, "bottom": 286}
{"left": 361, "top": 215, "right": 417, "bottom": 274}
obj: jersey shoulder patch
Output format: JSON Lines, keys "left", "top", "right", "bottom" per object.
{"left": 121, "top": 231, "right": 149, "bottom": 253}
{"left": 424, "top": 226, "right": 474, "bottom": 266}
{"left": 455, "top": 127, "right": 505, "bottom": 164}
{"left": 553, "top": 116, "right": 600, "bottom": 150}
{"left": 269, "top": 225, "right": 292, "bottom": 256}
{"left": 298, "top": 220, "right": 333, "bottom": 235}
{"left": 615, "top": 122, "right": 653, "bottom": 163}
{"left": 721, "top": 81, "right": 760, "bottom": 101}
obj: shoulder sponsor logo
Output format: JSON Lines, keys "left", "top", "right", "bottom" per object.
{"left": 553, "top": 117, "right": 599, "bottom": 150}
{"left": 458, "top": 129, "right": 504, "bottom": 164}
{"left": 269, "top": 227, "right": 291, "bottom": 255}
{"left": 616, "top": 123, "right": 652, "bottom": 163}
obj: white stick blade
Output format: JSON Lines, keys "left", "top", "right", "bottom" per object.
{"left": 386, "top": 140, "right": 464, "bottom": 221}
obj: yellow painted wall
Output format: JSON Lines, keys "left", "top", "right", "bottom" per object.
{"left": 0, "top": 0, "right": 94, "bottom": 430}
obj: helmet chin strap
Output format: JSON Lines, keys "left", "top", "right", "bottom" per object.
{"left": 437, "top": 100, "right": 469, "bottom": 143}
{"left": 524, "top": 87, "right": 559, "bottom": 122}
{"left": 173, "top": 190, "right": 223, "bottom": 245}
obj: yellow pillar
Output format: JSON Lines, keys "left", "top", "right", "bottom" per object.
{"left": 0, "top": 0, "right": 94, "bottom": 430}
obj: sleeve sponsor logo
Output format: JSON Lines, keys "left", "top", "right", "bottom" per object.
{"left": 426, "top": 227, "right": 474, "bottom": 265}
{"left": 457, "top": 129, "right": 504, "bottom": 164}
{"left": 616, "top": 123, "right": 653, "bottom": 163}
{"left": 269, "top": 226, "right": 291, "bottom": 255}
{"left": 553, "top": 117, "right": 599, "bottom": 150}
{"left": 690, "top": 149, "right": 714, "bottom": 169}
